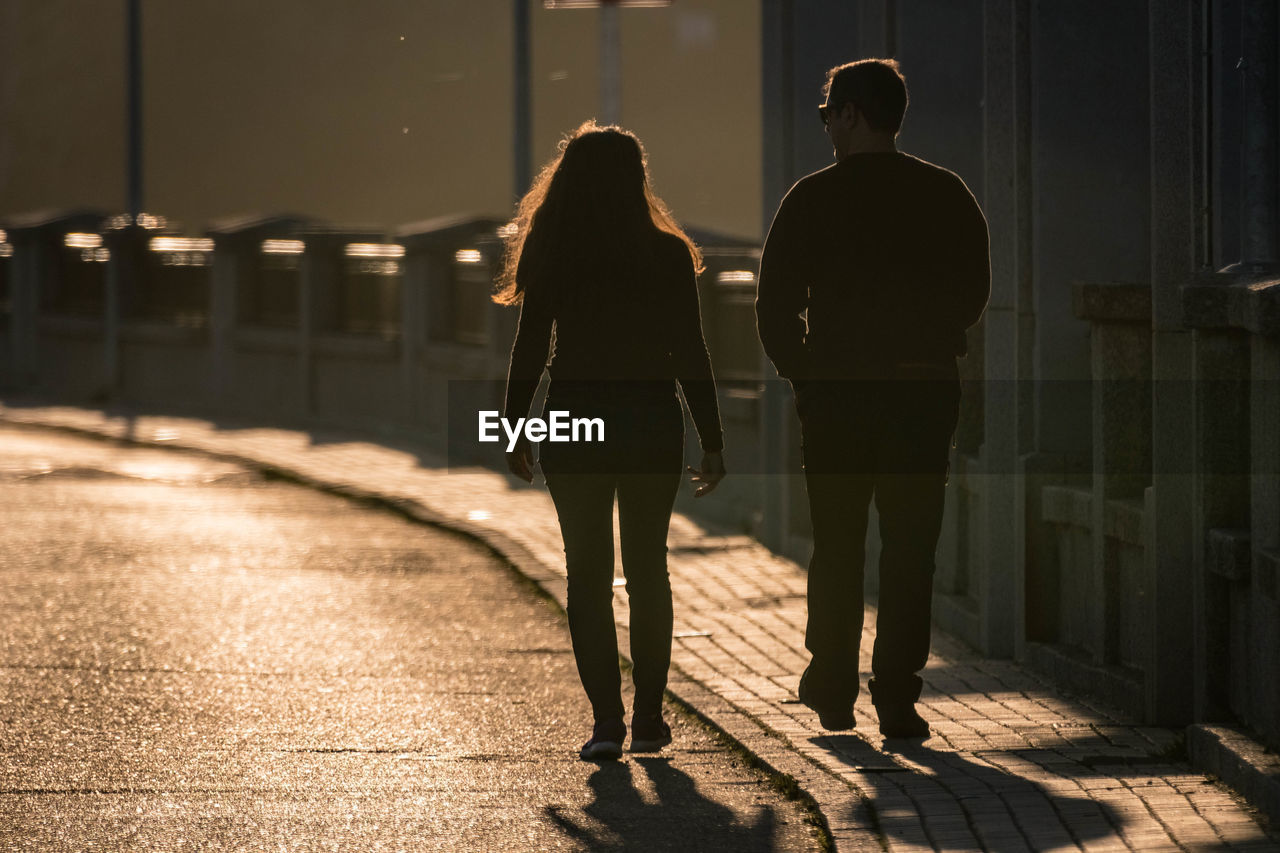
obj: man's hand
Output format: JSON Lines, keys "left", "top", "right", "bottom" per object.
{"left": 506, "top": 438, "right": 534, "bottom": 484}
{"left": 687, "top": 451, "right": 726, "bottom": 498}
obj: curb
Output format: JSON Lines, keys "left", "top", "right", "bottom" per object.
{"left": 1, "top": 413, "right": 871, "bottom": 851}
{"left": 1188, "top": 724, "right": 1280, "bottom": 832}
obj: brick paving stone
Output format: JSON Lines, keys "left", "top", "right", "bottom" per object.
{"left": 4, "top": 401, "right": 1279, "bottom": 853}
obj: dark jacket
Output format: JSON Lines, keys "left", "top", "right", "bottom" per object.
{"left": 503, "top": 230, "right": 724, "bottom": 452}
{"left": 756, "top": 151, "right": 990, "bottom": 381}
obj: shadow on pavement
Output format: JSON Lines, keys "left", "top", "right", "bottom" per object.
{"left": 542, "top": 758, "right": 783, "bottom": 852}
{"left": 814, "top": 735, "right": 1128, "bottom": 850}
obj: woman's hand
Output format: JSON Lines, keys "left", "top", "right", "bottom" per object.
{"left": 506, "top": 437, "right": 534, "bottom": 484}
{"left": 687, "top": 450, "right": 725, "bottom": 498}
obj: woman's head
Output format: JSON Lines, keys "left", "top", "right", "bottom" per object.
{"left": 494, "top": 121, "right": 702, "bottom": 305}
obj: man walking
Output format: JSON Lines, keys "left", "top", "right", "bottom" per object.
{"left": 756, "top": 59, "right": 990, "bottom": 738}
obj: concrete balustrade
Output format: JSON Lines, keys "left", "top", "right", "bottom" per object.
{"left": 1184, "top": 275, "right": 1280, "bottom": 747}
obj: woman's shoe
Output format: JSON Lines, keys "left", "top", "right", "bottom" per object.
{"left": 629, "top": 712, "right": 672, "bottom": 752}
{"left": 580, "top": 718, "right": 626, "bottom": 761}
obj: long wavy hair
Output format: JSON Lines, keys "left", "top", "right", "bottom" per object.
{"left": 493, "top": 121, "right": 703, "bottom": 306}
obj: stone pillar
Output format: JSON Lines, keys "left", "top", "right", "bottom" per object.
{"left": 399, "top": 245, "right": 428, "bottom": 428}
{"left": 208, "top": 235, "right": 240, "bottom": 407}
{"left": 1073, "top": 282, "right": 1152, "bottom": 667}
{"left": 1239, "top": 0, "right": 1279, "bottom": 267}
{"left": 759, "top": 0, "right": 796, "bottom": 555}
{"left": 4, "top": 212, "right": 108, "bottom": 393}
{"left": 298, "top": 231, "right": 344, "bottom": 418}
{"left": 1190, "top": 328, "right": 1251, "bottom": 721}
{"left": 102, "top": 224, "right": 146, "bottom": 401}
{"left": 6, "top": 227, "right": 42, "bottom": 388}
{"left": 1248, "top": 334, "right": 1280, "bottom": 743}
{"left": 978, "top": 0, "right": 1030, "bottom": 658}
{"left": 1146, "top": 0, "right": 1199, "bottom": 726}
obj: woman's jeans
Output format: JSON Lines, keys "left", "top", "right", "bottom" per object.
{"left": 540, "top": 383, "right": 685, "bottom": 722}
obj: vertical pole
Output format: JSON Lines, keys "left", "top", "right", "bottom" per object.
{"left": 600, "top": 2, "right": 621, "bottom": 124}
{"left": 514, "top": 0, "right": 532, "bottom": 197}
{"left": 858, "top": 0, "right": 895, "bottom": 58}
{"left": 978, "top": 0, "right": 1025, "bottom": 659}
{"left": 1146, "top": 0, "right": 1199, "bottom": 727}
{"left": 885, "top": 0, "right": 897, "bottom": 57}
{"left": 759, "top": 0, "right": 795, "bottom": 554}
{"left": 127, "top": 0, "right": 142, "bottom": 222}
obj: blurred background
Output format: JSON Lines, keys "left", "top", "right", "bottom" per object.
{"left": 0, "top": 0, "right": 764, "bottom": 239}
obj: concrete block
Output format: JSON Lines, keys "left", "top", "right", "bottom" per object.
{"left": 1207, "top": 528, "right": 1252, "bottom": 581}
{"left": 1187, "top": 724, "right": 1280, "bottom": 830}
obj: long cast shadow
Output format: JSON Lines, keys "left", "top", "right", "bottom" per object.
{"left": 814, "top": 735, "right": 1128, "bottom": 850}
{"left": 542, "top": 758, "right": 781, "bottom": 852}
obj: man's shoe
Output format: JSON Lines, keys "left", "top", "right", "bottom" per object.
{"left": 875, "top": 703, "right": 930, "bottom": 739}
{"left": 579, "top": 718, "right": 626, "bottom": 761}
{"left": 629, "top": 712, "right": 672, "bottom": 752}
{"left": 798, "top": 670, "right": 855, "bottom": 731}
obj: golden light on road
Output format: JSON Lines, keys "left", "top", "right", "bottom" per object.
{"left": 454, "top": 249, "right": 483, "bottom": 264}
{"left": 716, "top": 270, "right": 755, "bottom": 283}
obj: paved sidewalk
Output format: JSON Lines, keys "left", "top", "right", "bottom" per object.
{"left": 4, "top": 401, "right": 1278, "bottom": 852}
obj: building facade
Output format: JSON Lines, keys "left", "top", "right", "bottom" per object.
{"left": 754, "top": 0, "right": 1279, "bottom": 749}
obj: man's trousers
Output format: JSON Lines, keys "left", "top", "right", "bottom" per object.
{"left": 795, "top": 368, "right": 961, "bottom": 707}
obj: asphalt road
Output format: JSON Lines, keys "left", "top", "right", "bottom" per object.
{"left": 0, "top": 426, "right": 823, "bottom": 852}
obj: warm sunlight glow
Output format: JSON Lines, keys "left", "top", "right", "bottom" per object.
{"left": 345, "top": 243, "right": 406, "bottom": 259}
{"left": 104, "top": 213, "right": 168, "bottom": 230}
{"left": 454, "top": 249, "right": 483, "bottom": 264}
{"left": 64, "top": 233, "right": 103, "bottom": 250}
{"left": 261, "top": 239, "right": 305, "bottom": 255}
{"left": 544, "top": 0, "right": 672, "bottom": 7}
{"left": 717, "top": 270, "right": 755, "bottom": 284}
{"left": 150, "top": 237, "right": 214, "bottom": 253}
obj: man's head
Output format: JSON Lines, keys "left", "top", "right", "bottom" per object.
{"left": 819, "top": 58, "right": 908, "bottom": 159}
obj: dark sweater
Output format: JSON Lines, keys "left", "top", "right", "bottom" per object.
{"left": 502, "top": 231, "right": 724, "bottom": 453}
{"left": 756, "top": 151, "right": 990, "bottom": 380}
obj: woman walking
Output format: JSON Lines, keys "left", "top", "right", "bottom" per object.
{"left": 495, "top": 122, "right": 725, "bottom": 761}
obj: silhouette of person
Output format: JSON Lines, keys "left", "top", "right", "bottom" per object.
{"left": 756, "top": 59, "right": 990, "bottom": 738}
{"left": 497, "top": 122, "right": 726, "bottom": 760}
